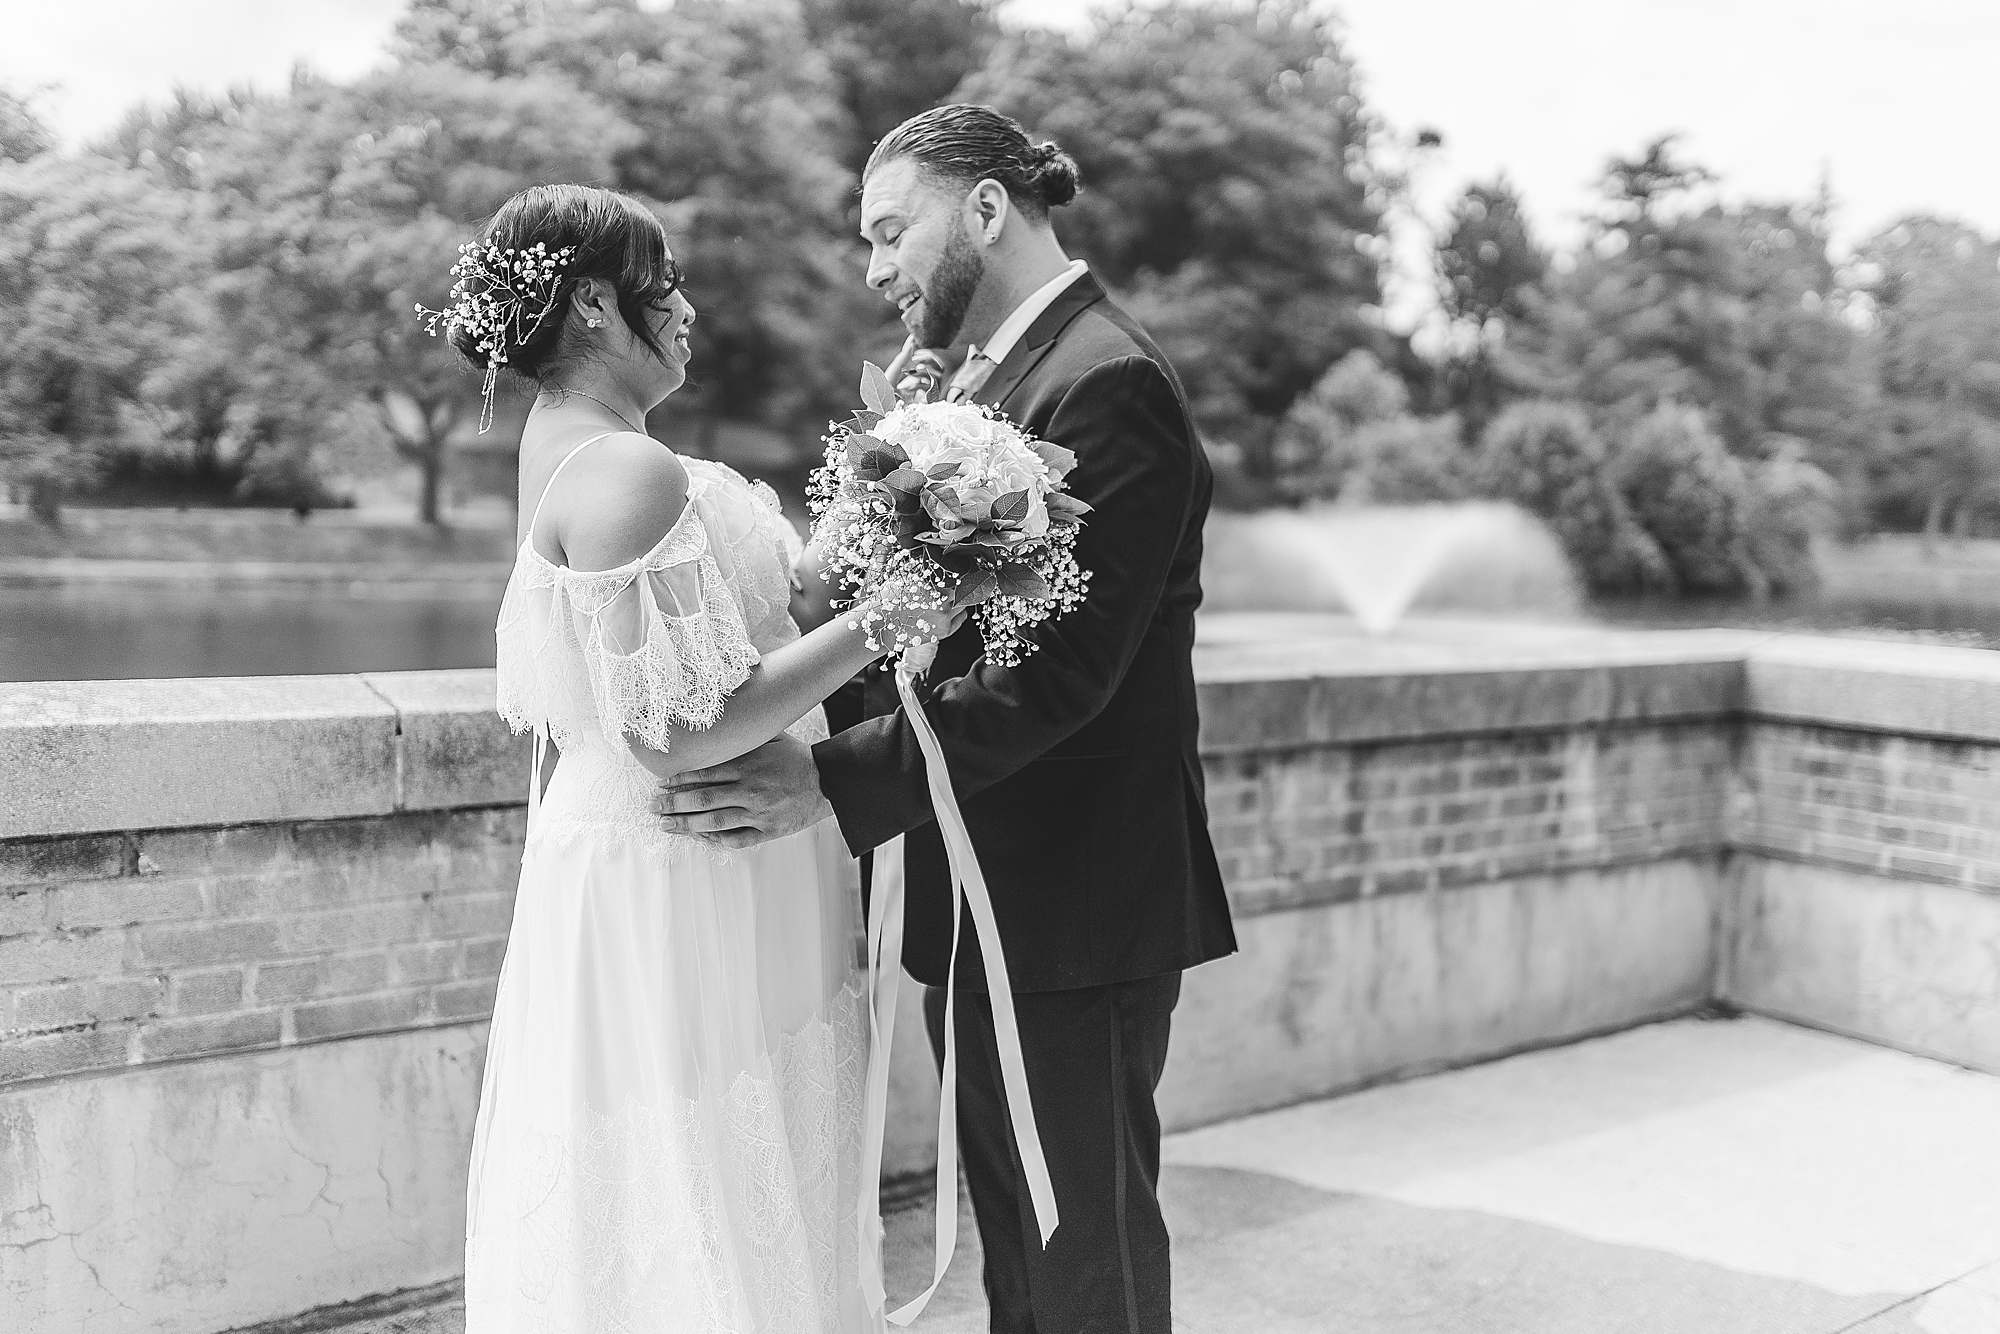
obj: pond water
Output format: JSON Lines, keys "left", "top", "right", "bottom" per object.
{"left": 0, "top": 585, "right": 506, "bottom": 682}
{"left": 1593, "top": 591, "right": 2000, "bottom": 650}
{"left": 6, "top": 579, "right": 2000, "bottom": 684}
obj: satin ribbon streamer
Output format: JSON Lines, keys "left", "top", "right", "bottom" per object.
{"left": 857, "top": 662, "right": 1060, "bottom": 1324}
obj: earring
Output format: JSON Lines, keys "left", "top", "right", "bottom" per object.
{"left": 586, "top": 318, "right": 604, "bottom": 328}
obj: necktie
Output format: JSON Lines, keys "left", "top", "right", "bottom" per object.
{"left": 947, "top": 349, "right": 997, "bottom": 403}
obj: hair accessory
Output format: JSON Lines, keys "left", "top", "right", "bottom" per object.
{"left": 417, "top": 241, "right": 576, "bottom": 433}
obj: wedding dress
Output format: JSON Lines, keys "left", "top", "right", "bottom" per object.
{"left": 465, "top": 433, "right": 882, "bottom": 1333}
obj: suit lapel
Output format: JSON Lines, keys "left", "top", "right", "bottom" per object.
{"left": 974, "top": 272, "right": 1107, "bottom": 413}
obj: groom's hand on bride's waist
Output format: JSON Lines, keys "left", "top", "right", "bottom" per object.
{"left": 654, "top": 734, "right": 834, "bottom": 849}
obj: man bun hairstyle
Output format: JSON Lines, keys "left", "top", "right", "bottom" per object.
{"left": 447, "top": 183, "right": 681, "bottom": 383}
{"left": 866, "top": 104, "right": 1080, "bottom": 221}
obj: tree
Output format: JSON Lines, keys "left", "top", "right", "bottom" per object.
{"left": 186, "top": 63, "right": 634, "bottom": 522}
{"left": 1506, "top": 137, "right": 1753, "bottom": 445}
{"left": 389, "top": 0, "right": 549, "bottom": 78}
{"left": 0, "top": 155, "right": 210, "bottom": 513}
{"left": 803, "top": 0, "right": 999, "bottom": 175}
{"left": 0, "top": 87, "right": 54, "bottom": 164}
{"left": 1472, "top": 401, "right": 1669, "bottom": 593}
{"left": 399, "top": 0, "right": 891, "bottom": 448}
{"left": 1508, "top": 136, "right": 1862, "bottom": 478}
{"left": 961, "top": 0, "right": 1391, "bottom": 471}
{"left": 1855, "top": 216, "right": 2000, "bottom": 535}
{"left": 1435, "top": 175, "right": 1546, "bottom": 437}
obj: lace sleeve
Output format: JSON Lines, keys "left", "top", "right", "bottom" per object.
{"left": 564, "top": 529, "right": 761, "bottom": 754}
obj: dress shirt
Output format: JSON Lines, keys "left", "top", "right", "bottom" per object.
{"left": 968, "top": 258, "right": 1089, "bottom": 371}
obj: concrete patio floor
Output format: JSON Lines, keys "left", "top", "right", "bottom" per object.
{"left": 330, "top": 1015, "right": 2000, "bottom": 1334}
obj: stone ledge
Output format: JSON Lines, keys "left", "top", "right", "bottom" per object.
{"left": 1, "top": 673, "right": 526, "bottom": 839}
{"left": 12, "top": 624, "right": 2000, "bottom": 839}
{"left": 1744, "top": 636, "right": 2000, "bottom": 743}
{"left": 1196, "top": 656, "right": 1746, "bottom": 752}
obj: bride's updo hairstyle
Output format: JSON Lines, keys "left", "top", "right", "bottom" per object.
{"left": 864, "top": 104, "right": 1080, "bottom": 222}
{"left": 448, "top": 183, "right": 682, "bottom": 384}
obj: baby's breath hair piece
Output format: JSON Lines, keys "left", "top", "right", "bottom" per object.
{"left": 416, "top": 241, "right": 576, "bottom": 433}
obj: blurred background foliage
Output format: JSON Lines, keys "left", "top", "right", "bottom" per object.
{"left": 1, "top": 0, "right": 1998, "bottom": 600}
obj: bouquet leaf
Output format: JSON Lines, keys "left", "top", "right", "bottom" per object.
{"left": 1047, "top": 491, "right": 1092, "bottom": 516}
{"left": 950, "top": 569, "right": 1003, "bottom": 608}
{"left": 1030, "top": 440, "right": 1078, "bottom": 478}
{"left": 849, "top": 438, "right": 909, "bottom": 483}
{"left": 860, "top": 362, "right": 899, "bottom": 416}
{"left": 996, "top": 562, "right": 1052, "bottom": 600}
{"left": 932, "top": 545, "right": 982, "bottom": 575}
{"left": 881, "top": 465, "right": 929, "bottom": 496}
{"left": 843, "top": 411, "right": 885, "bottom": 434}
{"left": 992, "top": 489, "right": 1032, "bottom": 524}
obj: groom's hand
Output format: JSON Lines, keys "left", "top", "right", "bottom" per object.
{"left": 654, "top": 734, "right": 834, "bottom": 850}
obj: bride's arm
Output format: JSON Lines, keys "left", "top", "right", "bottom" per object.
{"left": 626, "top": 614, "right": 888, "bottom": 780}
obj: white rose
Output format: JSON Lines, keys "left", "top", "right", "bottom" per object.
{"left": 990, "top": 445, "right": 1049, "bottom": 498}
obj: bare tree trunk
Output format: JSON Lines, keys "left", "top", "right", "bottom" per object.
{"left": 419, "top": 438, "right": 444, "bottom": 526}
{"left": 1922, "top": 492, "right": 1947, "bottom": 555}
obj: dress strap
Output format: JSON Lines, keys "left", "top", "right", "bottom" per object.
{"left": 525, "top": 430, "right": 622, "bottom": 551}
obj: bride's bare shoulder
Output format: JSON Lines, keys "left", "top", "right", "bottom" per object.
{"left": 555, "top": 432, "right": 691, "bottom": 572}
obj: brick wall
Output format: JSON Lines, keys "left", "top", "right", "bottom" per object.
{"left": 0, "top": 809, "right": 521, "bottom": 1086}
{"left": 1, "top": 718, "right": 1738, "bottom": 1089}
{"left": 1207, "top": 723, "right": 1733, "bottom": 916}
{"left": 1735, "top": 722, "right": 2000, "bottom": 891}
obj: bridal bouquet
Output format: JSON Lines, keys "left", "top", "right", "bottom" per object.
{"left": 808, "top": 362, "right": 1091, "bottom": 668}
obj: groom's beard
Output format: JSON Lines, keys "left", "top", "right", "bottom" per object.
{"left": 916, "top": 221, "right": 984, "bottom": 349}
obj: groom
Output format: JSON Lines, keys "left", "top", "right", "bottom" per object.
{"left": 658, "top": 104, "right": 1235, "bottom": 1333}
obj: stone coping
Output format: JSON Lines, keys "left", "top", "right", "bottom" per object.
{"left": 2, "top": 671, "right": 523, "bottom": 838}
{"left": 5, "top": 617, "right": 1998, "bottom": 838}
{"left": 0, "top": 558, "right": 510, "bottom": 591}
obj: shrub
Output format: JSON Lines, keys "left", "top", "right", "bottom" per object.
{"left": 1271, "top": 350, "right": 1411, "bottom": 502}
{"left": 1473, "top": 400, "right": 1671, "bottom": 593}
{"left": 1614, "top": 403, "right": 1764, "bottom": 596}
{"left": 1339, "top": 415, "right": 1473, "bottom": 505}
{"left": 1743, "top": 438, "right": 1838, "bottom": 594}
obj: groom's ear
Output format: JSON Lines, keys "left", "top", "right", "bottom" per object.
{"left": 966, "top": 178, "right": 1011, "bottom": 245}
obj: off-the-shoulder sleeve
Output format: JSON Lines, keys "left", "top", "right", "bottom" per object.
{"left": 495, "top": 486, "right": 761, "bottom": 754}
{"left": 564, "top": 522, "right": 761, "bottom": 752}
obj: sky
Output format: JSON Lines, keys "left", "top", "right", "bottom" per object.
{"left": 5, "top": 0, "right": 1996, "bottom": 329}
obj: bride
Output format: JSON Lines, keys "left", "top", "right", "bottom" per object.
{"left": 445, "top": 183, "right": 950, "bottom": 1332}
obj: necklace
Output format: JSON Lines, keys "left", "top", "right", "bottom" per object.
{"left": 540, "top": 388, "right": 645, "bottom": 436}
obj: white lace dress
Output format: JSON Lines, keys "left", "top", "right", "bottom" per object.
{"left": 465, "top": 451, "right": 881, "bottom": 1334}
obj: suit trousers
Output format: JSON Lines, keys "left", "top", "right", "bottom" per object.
{"left": 923, "top": 972, "right": 1182, "bottom": 1334}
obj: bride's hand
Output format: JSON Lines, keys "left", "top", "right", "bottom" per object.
{"left": 850, "top": 580, "right": 968, "bottom": 655}
{"left": 914, "top": 602, "right": 970, "bottom": 643}
{"left": 885, "top": 333, "right": 950, "bottom": 402}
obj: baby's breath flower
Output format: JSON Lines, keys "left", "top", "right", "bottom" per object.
{"left": 414, "top": 241, "right": 577, "bottom": 433}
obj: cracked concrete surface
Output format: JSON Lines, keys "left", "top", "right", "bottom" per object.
{"left": 0, "top": 1027, "right": 483, "bottom": 1333}
{"left": 326, "top": 1016, "right": 2000, "bottom": 1334}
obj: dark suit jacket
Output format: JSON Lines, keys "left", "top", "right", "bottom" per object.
{"left": 812, "top": 272, "right": 1236, "bottom": 992}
